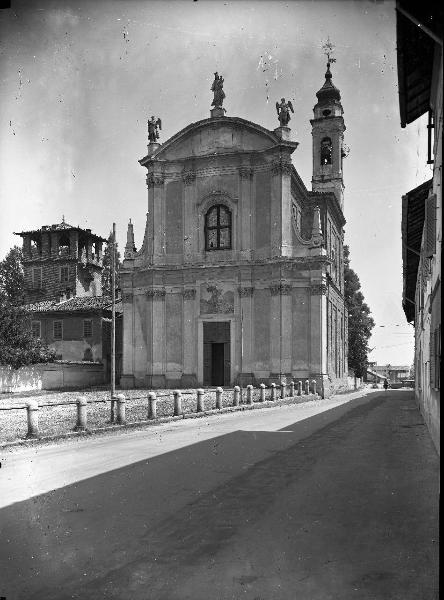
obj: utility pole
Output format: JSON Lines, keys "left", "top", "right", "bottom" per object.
{"left": 110, "top": 222, "right": 116, "bottom": 422}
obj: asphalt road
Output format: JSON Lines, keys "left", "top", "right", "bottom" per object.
{"left": 0, "top": 390, "right": 439, "bottom": 600}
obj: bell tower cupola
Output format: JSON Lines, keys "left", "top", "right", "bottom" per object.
{"left": 311, "top": 40, "right": 346, "bottom": 209}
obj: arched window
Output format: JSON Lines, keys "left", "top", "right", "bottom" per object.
{"left": 321, "top": 137, "right": 332, "bottom": 165}
{"left": 205, "top": 204, "right": 232, "bottom": 250}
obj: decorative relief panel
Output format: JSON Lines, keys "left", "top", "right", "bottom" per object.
{"left": 200, "top": 283, "right": 234, "bottom": 314}
{"left": 238, "top": 286, "right": 254, "bottom": 297}
{"left": 146, "top": 288, "right": 166, "bottom": 299}
{"left": 310, "top": 284, "right": 328, "bottom": 296}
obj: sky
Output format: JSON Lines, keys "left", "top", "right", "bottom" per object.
{"left": 0, "top": 0, "right": 432, "bottom": 367}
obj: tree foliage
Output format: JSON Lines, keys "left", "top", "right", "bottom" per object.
{"left": 0, "top": 246, "right": 25, "bottom": 305}
{"left": 0, "top": 247, "right": 56, "bottom": 369}
{"left": 344, "top": 245, "right": 375, "bottom": 378}
{"left": 101, "top": 233, "right": 121, "bottom": 297}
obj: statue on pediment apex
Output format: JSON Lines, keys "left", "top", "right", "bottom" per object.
{"left": 276, "top": 98, "right": 294, "bottom": 127}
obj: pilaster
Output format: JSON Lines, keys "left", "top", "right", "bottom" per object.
{"left": 239, "top": 166, "right": 253, "bottom": 258}
{"left": 145, "top": 288, "right": 166, "bottom": 388}
{"left": 147, "top": 171, "right": 165, "bottom": 262}
{"left": 309, "top": 282, "right": 330, "bottom": 397}
{"left": 238, "top": 285, "right": 254, "bottom": 381}
{"left": 181, "top": 288, "right": 197, "bottom": 387}
{"left": 182, "top": 170, "right": 196, "bottom": 260}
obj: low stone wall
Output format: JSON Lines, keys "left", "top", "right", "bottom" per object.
{"left": 0, "top": 362, "right": 104, "bottom": 393}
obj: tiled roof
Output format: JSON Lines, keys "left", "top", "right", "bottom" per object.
{"left": 25, "top": 296, "right": 123, "bottom": 314}
{"left": 14, "top": 222, "right": 107, "bottom": 242}
{"left": 372, "top": 365, "right": 410, "bottom": 372}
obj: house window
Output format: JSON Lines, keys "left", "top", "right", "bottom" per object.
{"left": 53, "top": 320, "right": 63, "bottom": 340}
{"left": 321, "top": 137, "right": 332, "bottom": 165}
{"left": 32, "top": 267, "right": 42, "bottom": 289}
{"left": 31, "top": 320, "right": 41, "bottom": 339}
{"left": 205, "top": 204, "right": 232, "bottom": 251}
{"left": 60, "top": 266, "right": 69, "bottom": 283}
{"left": 83, "top": 319, "right": 93, "bottom": 338}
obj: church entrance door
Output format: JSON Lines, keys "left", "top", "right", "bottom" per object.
{"left": 203, "top": 321, "right": 230, "bottom": 386}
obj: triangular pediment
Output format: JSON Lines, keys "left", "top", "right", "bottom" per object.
{"left": 140, "top": 117, "right": 281, "bottom": 164}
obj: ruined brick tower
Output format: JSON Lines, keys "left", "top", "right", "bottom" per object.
{"left": 15, "top": 220, "right": 106, "bottom": 304}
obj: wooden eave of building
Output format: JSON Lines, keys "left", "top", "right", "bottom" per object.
{"left": 396, "top": 2, "right": 442, "bottom": 127}
{"left": 401, "top": 178, "right": 432, "bottom": 322}
{"left": 14, "top": 226, "right": 107, "bottom": 243}
{"left": 25, "top": 297, "right": 123, "bottom": 316}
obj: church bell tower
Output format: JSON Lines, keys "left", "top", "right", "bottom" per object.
{"left": 311, "top": 46, "right": 346, "bottom": 209}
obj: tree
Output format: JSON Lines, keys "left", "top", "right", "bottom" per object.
{"left": 0, "top": 247, "right": 56, "bottom": 369}
{"left": 101, "top": 233, "right": 121, "bottom": 297}
{"left": 344, "top": 245, "right": 375, "bottom": 378}
{"left": 0, "top": 246, "right": 25, "bottom": 305}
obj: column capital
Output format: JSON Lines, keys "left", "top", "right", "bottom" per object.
{"left": 310, "top": 283, "right": 328, "bottom": 295}
{"left": 238, "top": 166, "right": 253, "bottom": 179}
{"left": 238, "top": 286, "right": 254, "bottom": 297}
{"left": 182, "top": 288, "right": 196, "bottom": 300}
{"left": 182, "top": 171, "right": 196, "bottom": 185}
{"left": 146, "top": 288, "right": 166, "bottom": 299}
{"left": 270, "top": 283, "right": 292, "bottom": 296}
{"left": 146, "top": 173, "right": 165, "bottom": 187}
{"left": 271, "top": 158, "right": 292, "bottom": 176}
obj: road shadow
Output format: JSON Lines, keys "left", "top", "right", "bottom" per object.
{"left": 0, "top": 391, "right": 438, "bottom": 600}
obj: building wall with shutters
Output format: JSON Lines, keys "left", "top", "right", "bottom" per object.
{"left": 412, "top": 49, "right": 442, "bottom": 455}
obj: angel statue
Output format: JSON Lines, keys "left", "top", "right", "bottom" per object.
{"left": 211, "top": 72, "right": 226, "bottom": 109}
{"left": 148, "top": 115, "right": 162, "bottom": 143}
{"left": 276, "top": 98, "right": 294, "bottom": 127}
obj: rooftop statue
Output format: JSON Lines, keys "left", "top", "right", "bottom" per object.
{"left": 148, "top": 115, "right": 162, "bottom": 143}
{"left": 211, "top": 72, "right": 226, "bottom": 109}
{"left": 276, "top": 98, "right": 294, "bottom": 127}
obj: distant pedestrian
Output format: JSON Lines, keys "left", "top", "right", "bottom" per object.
{"left": 383, "top": 378, "right": 389, "bottom": 391}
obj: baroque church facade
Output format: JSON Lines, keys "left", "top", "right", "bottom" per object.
{"left": 120, "top": 62, "right": 348, "bottom": 397}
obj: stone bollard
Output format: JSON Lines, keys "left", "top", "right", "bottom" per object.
{"left": 233, "top": 386, "right": 240, "bottom": 406}
{"left": 216, "top": 387, "right": 223, "bottom": 410}
{"left": 311, "top": 380, "right": 317, "bottom": 395}
{"left": 305, "top": 380, "right": 310, "bottom": 395}
{"left": 270, "top": 383, "right": 276, "bottom": 401}
{"left": 26, "top": 401, "right": 39, "bottom": 439}
{"left": 148, "top": 392, "right": 157, "bottom": 419}
{"left": 174, "top": 390, "right": 183, "bottom": 416}
{"left": 197, "top": 388, "right": 205, "bottom": 412}
{"left": 280, "top": 381, "right": 286, "bottom": 399}
{"left": 116, "top": 394, "right": 126, "bottom": 424}
{"left": 246, "top": 384, "right": 253, "bottom": 405}
{"left": 259, "top": 383, "right": 266, "bottom": 402}
{"left": 74, "top": 397, "right": 88, "bottom": 431}
{"left": 297, "top": 380, "right": 302, "bottom": 396}
{"left": 290, "top": 381, "right": 295, "bottom": 397}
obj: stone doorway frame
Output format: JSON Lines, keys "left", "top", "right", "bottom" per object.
{"left": 197, "top": 315, "right": 237, "bottom": 386}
